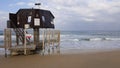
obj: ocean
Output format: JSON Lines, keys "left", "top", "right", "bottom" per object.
{"left": 60, "top": 31, "right": 120, "bottom": 53}
{"left": 0, "top": 30, "right": 120, "bottom": 53}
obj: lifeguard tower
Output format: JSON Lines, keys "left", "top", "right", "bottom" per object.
{"left": 4, "top": 3, "right": 60, "bottom": 56}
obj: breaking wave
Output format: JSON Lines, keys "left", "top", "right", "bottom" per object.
{"left": 61, "top": 37, "right": 120, "bottom": 42}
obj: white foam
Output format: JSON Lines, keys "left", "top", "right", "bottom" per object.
{"left": 0, "top": 35, "right": 4, "bottom": 39}
{"left": 73, "top": 39, "right": 79, "bottom": 41}
{"left": 61, "top": 39, "right": 79, "bottom": 42}
{"left": 105, "top": 38, "right": 120, "bottom": 41}
{"left": 90, "top": 38, "right": 103, "bottom": 41}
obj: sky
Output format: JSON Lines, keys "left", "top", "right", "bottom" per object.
{"left": 0, "top": 0, "right": 120, "bottom": 31}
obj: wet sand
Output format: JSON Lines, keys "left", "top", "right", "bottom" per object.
{"left": 0, "top": 50, "right": 120, "bottom": 68}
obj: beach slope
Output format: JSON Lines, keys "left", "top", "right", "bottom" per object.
{"left": 0, "top": 50, "right": 120, "bottom": 68}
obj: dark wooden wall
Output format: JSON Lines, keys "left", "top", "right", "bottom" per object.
{"left": 8, "top": 9, "right": 55, "bottom": 29}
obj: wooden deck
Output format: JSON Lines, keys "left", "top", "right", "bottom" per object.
{"left": 9, "top": 44, "right": 36, "bottom": 51}
{"left": 3, "top": 29, "right": 60, "bottom": 56}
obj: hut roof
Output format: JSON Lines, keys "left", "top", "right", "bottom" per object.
{"left": 16, "top": 8, "right": 55, "bottom": 18}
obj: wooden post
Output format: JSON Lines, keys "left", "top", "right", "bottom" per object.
{"left": 34, "top": 28, "right": 39, "bottom": 49}
{"left": 16, "top": 35, "right": 19, "bottom": 45}
{"left": 42, "top": 29, "right": 45, "bottom": 55}
{"left": 57, "top": 30, "right": 60, "bottom": 54}
{"left": 24, "top": 28, "right": 27, "bottom": 55}
{"left": 58, "top": 30, "right": 60, "bottom": 46}
{"left": 4, "top": 28, "right": 11, "bottom": 57}
{"left": 48, "top": 29, "right": 51, "bottom": 54}
{"left": 4, "top": 29, "right": 7, "bottom": 57}
{"left": 52, "top": 30, "right": 55, "bottom": 53}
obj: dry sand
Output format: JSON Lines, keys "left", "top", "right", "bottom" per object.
{"left": 0, "top": 50, "right": 120, "bottom": 68}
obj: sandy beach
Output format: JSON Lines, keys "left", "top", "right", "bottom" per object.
{"left": 0, "top": 49, "right": 120, "bottom": 68}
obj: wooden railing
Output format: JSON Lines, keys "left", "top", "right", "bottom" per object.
{"left": 41, "top": 29, "right": 60, "bottom": 54}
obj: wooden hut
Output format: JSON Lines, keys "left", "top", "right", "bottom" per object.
{"left": 5, "top": 4, "right": 60, "bottom": 56}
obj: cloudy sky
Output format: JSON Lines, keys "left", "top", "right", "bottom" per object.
{"left": 0, "top": 0, "right": 120, "bottom": 31}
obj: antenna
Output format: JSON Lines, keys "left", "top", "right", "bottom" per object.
{"left": 34, "top": 0, "right": 41, "bottom": 9}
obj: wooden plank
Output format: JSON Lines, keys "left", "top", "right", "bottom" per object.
{"left": 0, "top": 46, "right": 4, "bottom": 48}
{"left": 9, "top": 45, "right": 36, "bottom": 51}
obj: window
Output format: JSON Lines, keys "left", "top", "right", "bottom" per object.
{"left": 17, "top": 22, "right": 20, "bottom": 25}
{"left": 51, "top": 19, "right": 54, "bottom": 24}
{"left": 17, "top": 16, "right": 20, "bottom": 25}
{"left": 34, "top": 18, "right": 40, "bottom": 26}
{"left": 28, "top": 16, "right": 32, "bottom": 23}
{"left": 42, "top": 16, "right": 45, "bottom": 22}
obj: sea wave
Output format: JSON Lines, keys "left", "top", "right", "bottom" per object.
{"left": 105, "top": 38, "right": 120, "bottom": 41}
{"left": 0, "top": 34, "right": 120, "bottom": 43}
{"left": 88, "top": 38, "right": 105, "bottom": 41}
{"left": 88, "top": 38, "right": 120, "bottom": 41}
{"left": 61, "top": 37, "right": 120, "bottom": 42}
{"left": 61, "top": 39, "right": 80, "bottom": 42}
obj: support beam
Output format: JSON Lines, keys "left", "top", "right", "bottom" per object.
{"left": 24, "top": 28, "right": 27, "bottom": 55}
{"left": 4, "top": 28, "right": 11, "bottom": 57}
{"left": 34, "top": 28, "right": 40, "bottom": 48}
{"left": 16, "top": 35, "right": 19, "bottom": 45}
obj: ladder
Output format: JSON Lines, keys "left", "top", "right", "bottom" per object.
{"left": 11, "top": 21, "right": 30, "bottom": 44}
{"left": 14, "top": 28, "right": 30, "bottom": 43}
